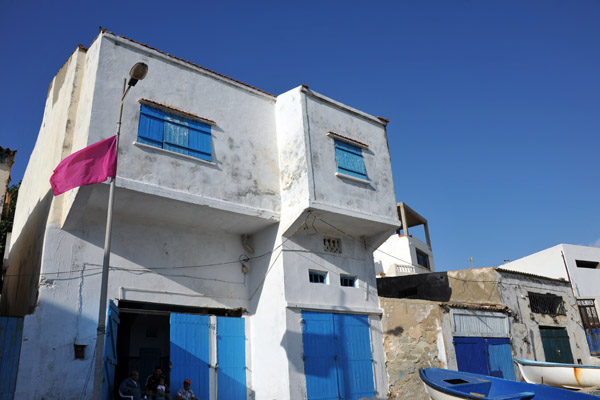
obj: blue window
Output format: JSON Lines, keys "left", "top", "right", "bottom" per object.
{"left": 340, "top": 275, "right": 356, "bottom": 287}
{"left": 309, "top": 270, "right": 327, "bottom": 284}
{"left": 334, "top": 139, "right": 367, "bottom": 180}
{"left": 138, "top": 104, "right": 212, "bottom": 161}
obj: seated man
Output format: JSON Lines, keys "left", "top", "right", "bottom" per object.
{"left": 145, "top": 366, "right": 168, "bottom": 399}
{"left": 176, "top": 379, "right": 198, "bottom": 400}
{"left": 119, "top": 370, "right": 142, "bottom": 400}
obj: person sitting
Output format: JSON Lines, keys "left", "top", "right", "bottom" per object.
{"left": 156, "top": 377, "right": 167, "bottom": 400}
{"left": 119, "top": 370, "right": 142, "bottom": 400}
{"left": 145, "top": 366, "right": 168, "bottom": 399}
{"left": 176, "top": 379, "right": 198, "bottom": 400}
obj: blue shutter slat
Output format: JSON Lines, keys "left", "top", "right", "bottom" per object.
{"left": 334, "top": 314, "right": 375, "bottom": 400}
{"left": 217, "top": 317, "right": 246, "bottom": 399}
{"left": 170, "top": 314, "right": 210, "bottom": 400}
{"left": 334, "top": 140, "right": 362, "bottom": 156}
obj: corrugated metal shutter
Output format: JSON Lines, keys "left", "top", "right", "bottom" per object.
{"left": 170, "top": 314, "right": 210, "bottom": 400}
{"left": 302, "top": 312, "right": 339, "bottom": 400}
{"left": 0, "top": 316, "right": 23, "bottom": 400}
{"left": 102, "top": 300, "right": 120, "bottom": 400}
{"left": 334, "top": 314, "right": 375, "bottom": 400}
{"left": 453, "top": 312, "right": 509, "bottom": 337}
{"left": 216, "top": 317, "right": 246, "bottom": 399}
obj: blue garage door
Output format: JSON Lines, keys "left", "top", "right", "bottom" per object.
{"left": 302, "top": 312, "right": 375, "bottom": 400}
{"left": 454, "top": 336, "right": 515, "bottom": 380}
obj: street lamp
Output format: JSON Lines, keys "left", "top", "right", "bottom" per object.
{"left": 92, "top": 62, "right": 148, "bottom": 400}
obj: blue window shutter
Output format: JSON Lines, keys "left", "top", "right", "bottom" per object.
{"left": 137, "top": 104, "right": 212, "bottom": 161}
{"left": 334, "top": 140, "right": 367, "bottom": 179}
{"left": 334, "top": 314, "right": 375, "bottom": 400}
{"left": 170, "top": 314, "right": 210, "bottom": 400}
{"left": 216, "top": 317, "right": 246, "bottom": 399}
{"left": 102, "top": 300, "right": 120, "bottom": 400}
{"left": 138, "top": 105, "right": 165, "bottom": 147}
{"left": 187, "top": 120, "right": 212, "bottom": 161}
{"left": 0, "top": 316, "right": 24, "bottom": 400}
{"left": 302, "top": 311, "right": 340, "bottom": 400}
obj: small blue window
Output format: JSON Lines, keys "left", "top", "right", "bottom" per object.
{"left": 309, "top": 271, "right": 327, "bottom": 284}
{"left": 138, "top": 104, "right": 212, "bottom": 161}
{"left": 334, "top": 139, "right": 367, "bottom": 180}
{"left": 340, "top": 275, "right": 356, "bottom": 287}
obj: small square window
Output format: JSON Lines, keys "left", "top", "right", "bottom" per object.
{"left": 416, "top": 249, "right": 430, "bottom": 270}
{"left": 334, "top": 139, "right": 367, "bottom": 180}
{"left": 340, "top": 275, "right": 356, "bottom": 287}
{"left": 309, "top": 270, "right": 327, "bottom": 284}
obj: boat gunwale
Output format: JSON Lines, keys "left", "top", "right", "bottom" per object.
{"left": 515, "top": 359, "right": 600, "bottom": 369}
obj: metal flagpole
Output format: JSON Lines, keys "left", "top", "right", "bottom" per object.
{"left": 92, "top": 62, "right": 147, "bottom": 400}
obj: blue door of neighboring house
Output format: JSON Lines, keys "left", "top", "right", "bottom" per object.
{"left": 216, "top": 317, "right": 246, "bottom": 399}
{"left": 453, "top": 337, "right": 516, "bottom": 380}
{"left": 302, "top": 311, "right": 375, "bottom": 400}
{"left": 170, "top": 313, "right": 210, "bottom": 400}
{"left": 102, "top": 300, "right": 120, "bottom": 400}
{"left": 0, "top": 316, "right": 24, "bottom": 400}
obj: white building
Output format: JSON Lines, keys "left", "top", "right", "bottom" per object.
{"left": 2, "top": 30, "right": 400, "bottom": 399}
{"left": 374, "top": 202, "right": 434, "bottom": 276}
{"left": 501, "top": 244, "right": 600, "bottom": 359}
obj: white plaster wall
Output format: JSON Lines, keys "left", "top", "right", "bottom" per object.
{"left": 562, "top": 244, "right": 600, "bottom": 298}
{"left": 283, "top": 228, "right": 381, "bottom": 313}
{"left": 500, "top": 245, "right": 567, "bottom": 280}
{"left": 86, "top": 34, "right": 280, "bottom": 220}
{"left": 275, "top": 87, "right": 312, "bottom": 233}
{"left": 303, "top": 90, "right": 397, "bottom": 223}
{"left": 374, "top": 234, "right": 435, "bottom": 276}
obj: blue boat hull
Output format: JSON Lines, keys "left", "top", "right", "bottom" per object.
{"left": 420, "top": 367, "right": 598, "bottom": 399}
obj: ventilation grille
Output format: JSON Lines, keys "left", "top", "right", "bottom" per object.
{"left": 324, "top": 237, "right": 342, "bottom": 253}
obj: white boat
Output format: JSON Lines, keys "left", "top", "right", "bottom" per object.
{"left": 515, "top": 358, "right": 600, "bottom": 389}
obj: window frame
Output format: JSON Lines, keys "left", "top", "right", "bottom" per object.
{"left": 309, "top": 270, "right": 328, "bottom": 284}
{"left": 340, "top": 275, "right": 357, "bottom": 288}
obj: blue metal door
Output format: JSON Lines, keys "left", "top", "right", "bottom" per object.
{"left": 454, "top": 337, "right": 488, "bottom": 375}
{"left": 170, "top": 314, "right": 210, "bottom": 400}
{"left": 102, "top": 300, "right": 119, "bottom": 400}
{"left": 0, "top": 316, "right": 23, "bottom": 400}
{"left": 302, "top": 312, "right": 375, "bottom": 400}
{"left": 216, "top": 317, "right": 246, "bottom": 399}
{"left": 487, "top": 338, "right": 516, "bottom": 380}
{"left": 454, "top": 337, "right": 516, "bottom": 379}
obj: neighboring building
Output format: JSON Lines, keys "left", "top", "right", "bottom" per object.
{"left": 375, "top": 202, "right": 434, "bottom": 276}
{"left": 2, "top": 30, "right": 399, "bottom": 399}
{"left": 501, "top": 244, "right": 600, "bottom": 358}
{"left": 378, "top": 267, "right": 594, "bottom": 399}
{"left": 0, "top": 146, "right": 17, "bottom": 220}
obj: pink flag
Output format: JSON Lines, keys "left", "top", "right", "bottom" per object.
{"left": 50, "top": 136, "right": 117, "bottom": 196}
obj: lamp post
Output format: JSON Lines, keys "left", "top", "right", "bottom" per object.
{"left": 92, "top": 62, "right": 148, "bottom": 400}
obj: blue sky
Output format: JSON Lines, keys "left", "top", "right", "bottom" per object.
{"left": 1, "top": 0, "right": 599, "bottom": 270}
